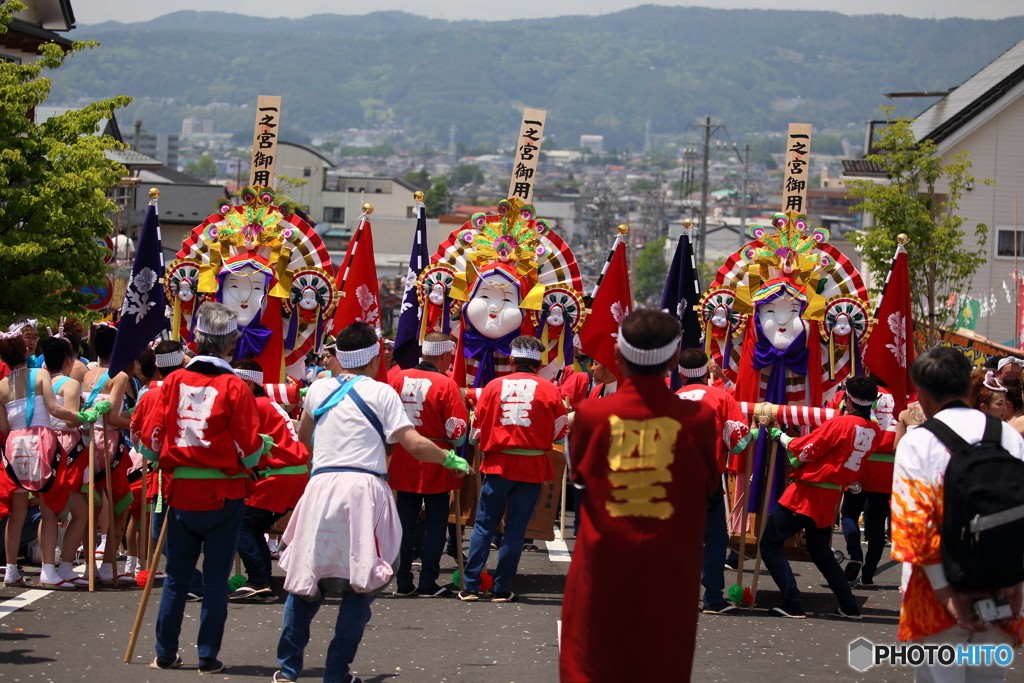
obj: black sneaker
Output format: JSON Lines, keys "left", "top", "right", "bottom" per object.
{"left": 768, "top": 605, "right": 806, "bottom": 619}
{"left": 844, "top": 560, "right": 862, "bottom": 582}
{"left": 724, "top": 554, "right": 739, "bottom": 570}
{"left": 703, "top": 601, "right": 740, "bottom": 615}
{"left": 185, "top": 592, "right": 202, "bottom": 602}
{"left": 491, "top": 591, "right": 517, "bottom": 603}
{"left": 393, "top": 586, "right": 417, "bottom": 597}
{"left": 149, "top": 655, "right": 183, "bottom": 670}
{"left": 859, "top": 577, "right": 876, "bottom": 586}
{"left": 271, "top": 672, "right": 295, "bottom": 683}
{"left": 198, "top": 657, "right": 224, "bottom": 674}
{"left": 457, "top": 590, "right": 479, "bottom": 602}
{"left": 833, "top": 607, "right": 862, "bottom": 620}
{"left": 417, "top": 585, "right": 452, "bottom": 598}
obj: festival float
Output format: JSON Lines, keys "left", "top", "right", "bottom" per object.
{"left": 700, "top": 125, "right": 874, "bottom": 604}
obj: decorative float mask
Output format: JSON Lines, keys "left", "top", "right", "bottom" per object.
{"left": 430, "top": 198, "right": 583, "bottom": 387}
{"left": 172, "top": 186, "right": 336, "bottom": 377}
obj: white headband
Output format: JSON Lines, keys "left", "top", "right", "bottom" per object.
{"left": 195, "top": 316, "right": 238, "bottom": 335}
{"left": 8, "top": 319, "right": 37, "bottom": 333}
{"left": 679, "top": 364, "right": 709, "bottom": 378}
{"left": 155, "top": 349, "right": 185, "bottom": 368}
{"left": 422, "top": 340, "right": 456, "bottom": 357}
{"left": 617, "top": 328, "right": 681, "bottom": 366}
{"left": 510, "top": 346, "right": 542, "bottom": 361}
{"left": 235, "top": 368, "right": 264, "bottom": 384}
{"left": 337, "top": 343, "right": 380, "bottom": 369}
{"left": 984, "top": 371, "right": 1007, "bottom": 393}
{"left": 848, "top": 393, "right": 876, "bottom": 406}
{"left": 998, "top": 357, "right": 1024, "bottom": 370}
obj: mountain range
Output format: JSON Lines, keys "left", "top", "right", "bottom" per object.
{"left": 47, "top": 5, "right": 1024, "bottom": 149}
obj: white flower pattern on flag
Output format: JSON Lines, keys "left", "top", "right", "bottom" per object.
{"left": 610, "top": 301, "right": 630, "bottom": 340}
{"left": 355, "top": 283, "right": 380, "bottom": 328}
{"left": 886, "top": 311, "right": 907, "bottom": 368}
{"left": 122, "top": 266, "right": 158, "bottom": 323}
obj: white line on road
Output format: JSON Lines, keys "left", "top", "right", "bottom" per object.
{"left": 0, "top": 589, "right": 50, "bottom": 617}
{"left": 545, "top": 539, "right": 571, "bottom": 562}
{"left": 557, "top": 619, "right": 562, "bottom": 651}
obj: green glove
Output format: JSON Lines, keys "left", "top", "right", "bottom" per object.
{"left": 93, "top": 399, "right": 112, "bottom": 416}
{"left": 77, "top": 409, "right": 100, "bottom": 424}
{"left": 299, "top": 387, "right": 308, "bottom": 399}
{"left": 126, "top": 405, "right": 136, "bottom": 417}
{"left": 260, "top": 433, "right": 275, "bottom": 455}
{"left": 769, "top": 427, "right": 784, "bottom": 442}
{"left": 749, "top": 426, "right": 760, "bottom": 441}
{"left": 442, "top": 451, "right": 471, "bottom": 474}
{"left": 787, "top": 451, "right": 801, "bottom": 469}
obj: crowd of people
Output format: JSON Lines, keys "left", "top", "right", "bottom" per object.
{"left": 2, "top": 307, "right": 1024, "bottom": 683}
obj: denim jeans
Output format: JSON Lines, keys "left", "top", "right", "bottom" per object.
{"left": 150, "top": 507, "right": 205, "bottom": 595}
{"left": 464, "top": 474, "right": 541, "bottom": 594}
{"left": 155, "top": 498, "right": 244, "bottom": 660}
{"left": 236, "top": 505, "right": 285, "bottom": 587}
{"left": 759, "top": 502, "right": 858, "bottom": 613}
{"left": 277, "top": 590, "right": 374, "bottom": 683}
{"left": 841, "top": 490, "right": 891, "bottom": 582}
{"left": 701, "top": 492, "right": 729, "bottom": 606}
{"left": 394, "top": 490, "right": 449, "bottom": 593}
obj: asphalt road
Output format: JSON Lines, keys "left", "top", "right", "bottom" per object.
{"left": 1, "top": 522, "right": 1020, "bottom": 682}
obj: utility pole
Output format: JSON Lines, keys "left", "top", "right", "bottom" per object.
{"left": 448, "top": 123, "right": 456, "bottom": 159}
{"left": 691, "top": 116, "right": 723, "bottom": 265}
{"left": 735, "top": 142, "right": 750, "bottom": 248}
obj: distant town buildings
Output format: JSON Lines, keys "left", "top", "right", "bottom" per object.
{"left": 579, "top": 135, "right": 604, "bottom": 154}
{"left": 136, "top": 132, "right": 180, "bottom": 169}
{"left": 182, "top": 117, "right": 215, "bottom": 137}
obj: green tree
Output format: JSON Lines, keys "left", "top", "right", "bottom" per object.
{"left": 0, "top": 2, "right": 131, "bottom": 324}
{"left": 185, "top": 154, "right": 218, "bottom": 181}
{"left": 450, "top": 164, "right": 484, "bottom": 189}
{"left": 633, "top": 236, "right": 668, "bottom": 305}
{"left": 403, "top": 167, "right": 430, "bottom": 191}
{"left": 424, "top": 180, "right": 451, "bottom": 218}
{"left": 846, "top": 112, "right": 990, "bottom": 347}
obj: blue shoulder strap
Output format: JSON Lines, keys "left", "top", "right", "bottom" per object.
{"left": 85, "top": 370, "right": 109, "bottom": 409}
{"left": 52, "top": 376, "right": 71, "bottom": 393}
{"left": 24, "top": 368, "right": 38, "bottom": 427}
{"left": 312, "top": 376, "right": 386, "bottom": 444}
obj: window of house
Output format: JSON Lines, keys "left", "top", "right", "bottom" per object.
{"left": 324, "top": 207, "right": 345, "bottom": 224}
{"left": 324, "top": 176, "right": 340, "bottom": 192}
{"left": 303, "top": 167, "right": 312, "bottom": 177}
{"left": 0, "top": 53, "right": 23, "bottom": 65}
{"left": 996, "top": 228, "right": 1024, "bottom": 258}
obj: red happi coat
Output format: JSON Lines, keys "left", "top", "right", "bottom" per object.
{"left": 675, "top": 382, "right": 752, "bottom": 475}
{"left": 561, "top": 375, "right": 718, "bottom": 683}
{"left": 471, "top": 370, "right": 568, "bottom": 484}
{"left": 388, "top": 363, "right": 469, "bottom": 494}
{"left": 139, "top": 362, "right": 262, "bottom": 511}
{"left": 776, "top": 414, "right": 882, "bottom": 528}
{"left": 247, "top": 395, "right": 310, "bottom": 513}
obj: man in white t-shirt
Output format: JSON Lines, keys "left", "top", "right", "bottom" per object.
{"left": 112, "top": 227, "right": 134, "bottom": 266}
{"left": 892, "top": 346, "right": 1024, "bottom": 683}
{"left": 274, "top": 322, "right": 470, "bottom": 683}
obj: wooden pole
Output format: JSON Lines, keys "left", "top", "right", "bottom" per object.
{"left": 102, "top": 417, "right": 118, "bottom": 582}
{"left": 139, "top": 463, "right": 149, "bottom": 567}
{"left": 749, "top": 441, "right": 781, "bottom": 605}
{"left": 454, "top": 489, "right": 465, "bottom": 590}
{"left": 558, "top": 467, "right": 568, "bottom": 542}
{"left": 734, "top": 439, "right": 754, "bottom": 589}
{"left": 123, "top": 512, "right": 169, "bottom": 664}
{"left": 87, "top": 428, "right": 96, "bottom": 591}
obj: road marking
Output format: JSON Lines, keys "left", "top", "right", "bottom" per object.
{"left": 557, "top": 619, "right": 562, "bottom": 651}
{"left": 545, "top": 539, "right": 571, "bottom": 562}
{"left": 0, "top": 589, "right": 50, "bottom": 617}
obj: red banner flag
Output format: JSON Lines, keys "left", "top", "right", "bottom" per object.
{"left": 579, "top": 236, "right": 632, "bottom": 383}
{"left": 333, "top": 216, "right": 387, "bottom": 381}
{"left": 864, "top": 244, "right": 914, "bottom": 414}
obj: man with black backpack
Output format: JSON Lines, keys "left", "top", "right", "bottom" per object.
{"left": 892, "top": 346, "right": 1024, "bottom": 682}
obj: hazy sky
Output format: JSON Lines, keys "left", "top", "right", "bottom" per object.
{"left": 77, "top": 0, "right": 1023, "bottom": 24}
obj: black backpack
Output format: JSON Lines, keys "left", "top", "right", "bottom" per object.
{"left": 921, "top": 414, "right": 1024, "bottom": 592}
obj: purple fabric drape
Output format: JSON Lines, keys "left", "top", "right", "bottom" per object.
{"left": 462, "top": 318, "right": 517, "bottom": 388}
{"left": 747, "top": 320, "right": 810, "bottom": 515}
{"left": 233, "top": 311, "right": 272, "bottom": 360}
